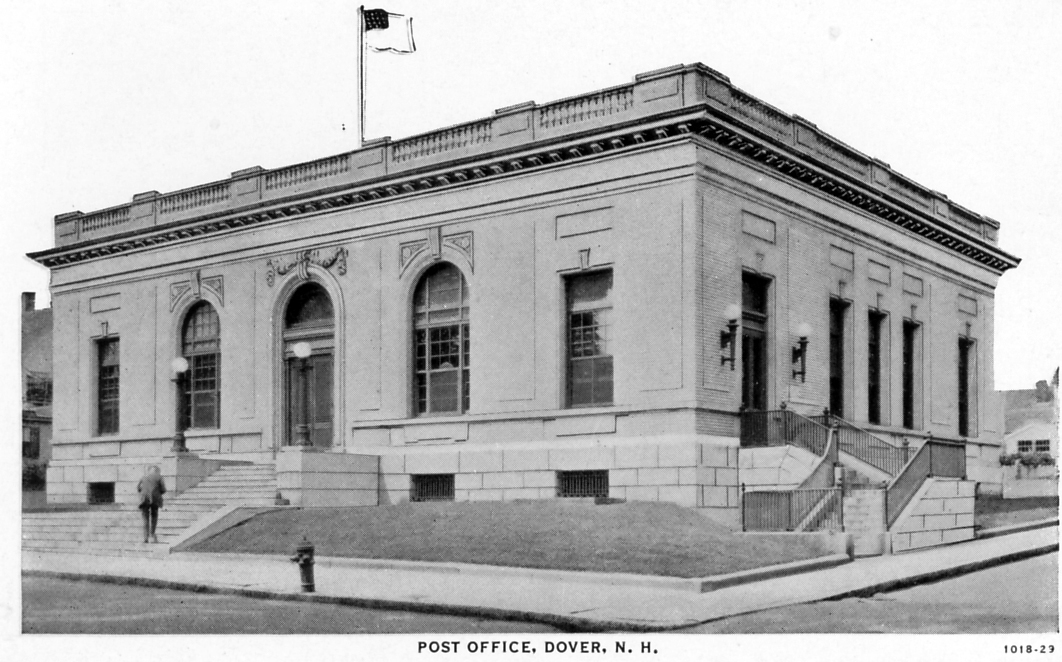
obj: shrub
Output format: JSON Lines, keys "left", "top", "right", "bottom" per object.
{"left": 999, "top": 452, "right": 1057, "bottom": 467}
{"left": 999, "top": 452, "right": 1019, "bottom": 466}
{"left": 1024, "top": 452, "right": 1056, "bottom": 467}
{"left": 22, "top": 459, "right": 47, "bottom": 490}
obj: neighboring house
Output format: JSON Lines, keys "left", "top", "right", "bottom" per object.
{"left": 28, "top": 63, "right": 1018, "bottom": 519}
{"left": 22, "top": 292, "right": 53, "bottom": 463}
{"left": 1002, "top": 370, "right": 1059, "bottom": 458}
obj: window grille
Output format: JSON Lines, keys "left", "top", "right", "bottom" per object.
{"left": 1018, "top": 440, "right": 1033, "bottom": 453}
{"left": 87, "top": 482, "right": 115, "bottom": 504}
{"left": 556, "top": 470, "right": 609, "bottom": 498}
{"left": 410, "top": 474, "right": 455, "bottom": 502}
{"left": 1035, "top": 440, "right": 1051, "bottom": 453}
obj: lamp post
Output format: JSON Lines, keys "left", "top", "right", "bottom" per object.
{"left": 720, "top": 303, "right": 742, "bottom": 370}
{"left": 791, "top": 321, "right": 812, "bottom": 382}
{"left": 170, "top": 357, "right": 189, "bottom": 453}
{"left": 292, "top": 342, "right": 312, "bottom": 447}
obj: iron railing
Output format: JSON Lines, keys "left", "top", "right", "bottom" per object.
{"left": 812, "top": 414, "right": 910, "bottom": 476}
{"left": 740, "top": 408, "right": 830, "bottom": 456}
{"left": 741, "top": 429, "right": 843, "bottom": 532}
{"left": 742, "top": 488, "right": 843, "bottom": 532}
{"left": 884, "top": 439, "right": 966, "bottom": 528}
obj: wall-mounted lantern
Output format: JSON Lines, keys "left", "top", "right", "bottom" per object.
{"left": 791, "top": 322, "right": 812, "bottom": 382}
{"left": 720, "top": 303, "right": 742, "bottom": 370}
{"left": 170, "top": 357, "right": 190, "bottom": 453}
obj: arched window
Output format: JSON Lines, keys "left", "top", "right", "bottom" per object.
{"left": 413, "top": 263, "right": 469, "bottom": 415}
{"left": 283, "top": 283, "right": 335, "bottom": 447}
{"left": 181, "top": 301, "right": 220, "bottom": 428}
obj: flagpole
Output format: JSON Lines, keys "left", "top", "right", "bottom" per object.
{"left": 356, "top": 5, "right": 365, "bottom": 149}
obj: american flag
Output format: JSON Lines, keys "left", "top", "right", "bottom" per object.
{"left": 363, "top": 9, "right": 389, "bottom": 31}
{"left": 362, "top": 8, "right": 415, "bottom": 54}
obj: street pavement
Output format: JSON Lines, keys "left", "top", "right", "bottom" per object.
{"left": 21, "top": 523, "right": 1058, "bottom": 632}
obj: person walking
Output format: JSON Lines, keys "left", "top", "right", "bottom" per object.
{"left": 137, "top": 465, "right": 167, "bottom": 543}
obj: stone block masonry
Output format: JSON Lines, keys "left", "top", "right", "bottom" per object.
{"left": 890, "top": 478, "right": 976, "bottom": 553}
{"left": 374, "top": 436, "right": 740, "bottom": 522}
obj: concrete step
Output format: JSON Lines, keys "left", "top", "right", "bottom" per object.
{"left": 23, "top": 540, "right": 168, "bottom": 557}
{"left": 179, "top": 486, "right": 276, "bottom": 494}
{"left": 184, "top": 480, "right": 277, "bottom": 489}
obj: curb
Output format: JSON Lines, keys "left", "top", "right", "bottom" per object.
{"left": 176, "top": 549, "right": 851, "bottom": 594}
{"left": 826, "top": 542, "right": 1059, "bottom": 601}
{"left": 976, "top": 517, "right": 1058, "bottom": 540}
{"left": 21, "top": 568, "right": 685, "bottom": 633}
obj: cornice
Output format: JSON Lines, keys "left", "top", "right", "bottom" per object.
{"left": 28, "top": 111, "right": 1018, "bottom": 274}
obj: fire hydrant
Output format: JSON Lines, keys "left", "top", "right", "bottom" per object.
{"left": 289, "top": 536, "right": 315, "bottom": 593}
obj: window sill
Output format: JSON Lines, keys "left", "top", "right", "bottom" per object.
{"left": 352, "top": 404, "right": 636, "bottom": 430}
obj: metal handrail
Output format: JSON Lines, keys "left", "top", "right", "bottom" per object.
{"left": 884, "top": 439, "right": 966, "bottom": 528}
{"left": 741, "top": 487, "right": 843, "bottom": 532}
{"left": 740, "top": 408, "right": 831, "bottom": 457}
{"left": 741, "top": 429, "right": 842, "bottom": 532}
{"left": 812, "top": 413, "right": 910, "bottom": 476}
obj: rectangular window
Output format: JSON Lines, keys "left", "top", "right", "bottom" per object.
{"left": 867, "top": 311, "right": 886, "bottom": 425}
{"left": 566, "top": 270, "right": 613, "bottom": 408}
{"left": 902, "top": 321, "right": 920, "bottom": 430}
{"left": 410, "top": 474, "right": 455, "bottom": 502}
{"left": 958, "top": 337, "right": 974, "bottom": 437}
{"left": 829, "top": 300, "right": 848, "bottom": 417}
{"left": 25, "top": 374, "right": 52, "bottom": 406}
{"left": 741, "top": 273, "right": 770, "bottom": 411}
{"left": 556, "top": 470, "right": 609, "bottom": 498}
{"left": 1035, "top": 440, "right": 1051, "bottom": 453}
{"left": 23, "top": 426, "right": 40, "bottom": 459}
{"left": 1018, "top": 440, "right": 1032, "bottom": 453}
{"left": 184, "top": 354, "right": 220, "bottom": 429}
{"left": 97, "top": 339, "right": 120, "bottom": 435}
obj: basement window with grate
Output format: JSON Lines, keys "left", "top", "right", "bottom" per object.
{"left": 410, "top": 474, "right": 455, "bottom": 502}
{"left": 87, "top": 482, "right": 115, "bottom": 504}
{"left": 556, "top": 470, "right": 609, "bottom": 498}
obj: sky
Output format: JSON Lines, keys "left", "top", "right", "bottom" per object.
{"left": 4, "top": 0, "right": 1059, "bottom": 393}
{"left": 1, "top": 0, "right": 1060, "bottom": 656}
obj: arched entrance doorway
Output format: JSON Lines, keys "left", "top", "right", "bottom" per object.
{"left": 283, "top": 282, "right": 334, "bottom": 447}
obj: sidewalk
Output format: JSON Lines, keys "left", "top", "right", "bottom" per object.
{"left": 22, "top": 524, "right": 1058, "bottom": 632}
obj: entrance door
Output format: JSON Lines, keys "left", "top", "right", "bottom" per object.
{"left": 741, "top": 273, "right": 770, "bottom": 411}
{"left": 741, "top": 329, "right": 766, "bottom": 411}
{"left": 286, "top": 353, "right": 334, "bottom": 448}
{"left": 282, "top": 282, "right": 335, "bottom": 448}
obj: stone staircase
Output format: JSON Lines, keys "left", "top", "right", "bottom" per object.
{"left": 170, "top": 463, "right": 279, "bottom": 508}
{"left": 842, "top": 488, "right": 887, "bottom": 556}
{"left": 22, "top": 463, "right": 277, "bottom": 557}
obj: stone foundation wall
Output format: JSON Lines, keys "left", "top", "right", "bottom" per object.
{"left": 276, "top": 448, "right": 379, "bottom": 507}
{"left": 890, "top": 478, "right": 975, "bottom": 553}
{"left": 45, "top": 453, "right": 244, "bottom": 505}
{"left": 377, "top": 436, "right": 740, "bottom": 523}
{"left": 738, "top": 445, "right": 818, "bottom": 489}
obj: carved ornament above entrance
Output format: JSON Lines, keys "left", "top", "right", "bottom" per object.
{"left": 266, "top": 246, "right": 348, "bottom": 287}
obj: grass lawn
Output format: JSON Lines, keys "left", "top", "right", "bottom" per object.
{"left": 975, "top": 495, "right": 1058, "bottom": 531}
{"left": 189, "top": 500, "right": 831, "bottom": 578}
